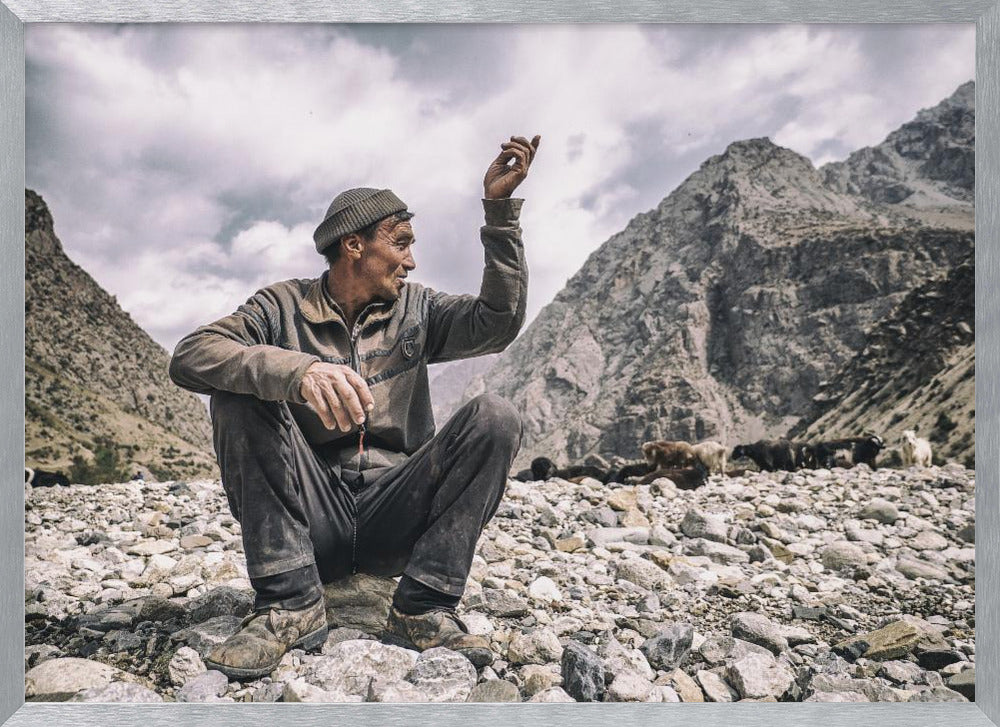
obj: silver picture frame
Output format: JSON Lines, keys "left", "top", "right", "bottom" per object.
{"left": 2, "top": 2, "right": 997, "bottom": 725}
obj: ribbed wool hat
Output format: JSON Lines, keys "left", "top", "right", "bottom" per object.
{"left": 313, "top": 187, "right": 408, "bottom": 254}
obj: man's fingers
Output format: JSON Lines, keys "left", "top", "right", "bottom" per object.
{"left": 318, "top": 383, "right": 353, "bottom": 431}
{"left": 495, "top": 147, "right": 518, "bottom": 165}
{"left": 500, "top": 144, "right": 529, "bottom": 171}
{"left": 343, "top": 368, "right": 375, "bottom": 413}
{"left": 509, "top": 146, "right": 529, "bottom": 174}
{"left": 330, "top": 376, "right": 366, "bottom": 426}
{"left": 307, "top": 383, "right": 343, "bottom": 430}
{"left": 502, "top": 140, "right": 536, "bottom": 169}
{"left": 509, "top": 135, "right": 540, "bottom": 162}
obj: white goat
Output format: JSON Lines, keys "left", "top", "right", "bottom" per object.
{"left": 900, "top": 429, "right": 933, "bottom": 467}
{"left": 692, "top": 441, "right": 727, "bottom": 475}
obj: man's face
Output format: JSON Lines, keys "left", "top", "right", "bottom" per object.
{"left": 360, "top": 217, "right": 416, "bottom": 302}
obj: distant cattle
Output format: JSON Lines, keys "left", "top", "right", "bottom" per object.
{"left": 830, "top": 448, "right": 854, "bottom": 468}
{"left": 731, "top": 439, "right": 797, "bottom": 472}
{"left": 812, "top": 434, "right": 884, "bottom": 469}
{"left": 794, "top": 442, "right": 818, "bottom": 469}
{"left": 512, "top": 457, "right": 609, "bottom": 483}
{"left": 641, "top": 440, "right": 697, "bottom": 469}
{"left": 638, "top": 460, "right": 710, "bottom": 489}
{"left": 25, "top": 467, "right": 69, "bottom": 487}
{"left": 900, "top": 430, "right": 933, "bottom": 467}
{"left": 692, "top": 441, "right": 727, "bottom": 475}
{"left": 605, "top": 461, "right": 655, "bottom": 485}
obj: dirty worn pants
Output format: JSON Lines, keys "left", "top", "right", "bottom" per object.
{"left": 210, "top": 392, "right": 522, "bottom": 611}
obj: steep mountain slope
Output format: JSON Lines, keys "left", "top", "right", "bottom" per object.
{"left": 463, "top": 83, "right": 974, "bottom": 469}
{"left": 791, "top": 260, "right": 974, "bottom": 467}
{"left": 25, "top": 190, "right": 218, "bottom": 481}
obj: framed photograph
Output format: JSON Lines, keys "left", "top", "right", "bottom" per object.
{"left": 2, "top": 2, "right": 998, "bottom": 726}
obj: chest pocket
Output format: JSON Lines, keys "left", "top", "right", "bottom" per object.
{"left": 362, "top": 324, "right": 424, "bottom": 385}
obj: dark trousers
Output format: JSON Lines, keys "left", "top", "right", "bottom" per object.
{"left": 210, "top": 392, "right": 522, "bottom": 609}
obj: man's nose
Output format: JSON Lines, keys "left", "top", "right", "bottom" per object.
{"left": 404, "top": 250, "right": 416, "bottom": 270}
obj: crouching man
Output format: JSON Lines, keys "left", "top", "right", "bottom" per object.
{"left": 169, "top": 134, "right": 541, "bottom": 678}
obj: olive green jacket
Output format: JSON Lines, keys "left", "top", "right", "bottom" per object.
{"left": 168, "top": 197, "right": 527, "bottom": 474}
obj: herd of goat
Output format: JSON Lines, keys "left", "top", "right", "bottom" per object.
{"left": 26, "top": 430, "right": 936, "bottom": 492}
{"left": 513, "top": 429, "right": 935, "bottom": 490}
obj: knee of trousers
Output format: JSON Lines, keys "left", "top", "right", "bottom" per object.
{"left": 211, "top": 391, "right": 282, "bottom": 431}
{"left": 462, "top": 393, "right": 522, "bottom": 453}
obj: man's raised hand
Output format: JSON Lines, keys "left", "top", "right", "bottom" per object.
{"left": 484, "top": 134, "right": 541, "bottom": 200}
{"left": 299, "top": 362, "right": 375, "bottom": 432}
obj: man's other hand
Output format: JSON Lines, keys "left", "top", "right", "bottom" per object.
{"left": 299, "top": 362, "right": 375, "bottom": 431}
{"left": 484, "top": 134, "right": 541, "bottom": 200}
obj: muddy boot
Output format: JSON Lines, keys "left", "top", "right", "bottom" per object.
{"left": 383, "top": 606, "right": 494, "bottom": 668}
{"left": 204, "top": 598, "right": 328, "bottom": 680}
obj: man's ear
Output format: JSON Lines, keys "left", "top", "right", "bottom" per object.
{"left": 341, "top": 233, "right": 364, "bottom": 260}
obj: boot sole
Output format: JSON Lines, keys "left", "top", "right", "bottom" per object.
{"left": 205, "top": 623, "right": 329, "bottom": 681}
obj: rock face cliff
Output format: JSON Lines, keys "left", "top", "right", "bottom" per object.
{"left": 791, "top": 261, "right": 974, "bottom": 467}
{"left": 25, "top": 190, "right": 218, "bottom": 481}
{"left": 462, "top": 83, "right": 974, "bottom": 469}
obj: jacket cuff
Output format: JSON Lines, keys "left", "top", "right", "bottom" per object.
{"left": 482, "top": 197, "right": 523, "bottom": 226}
{"left": 285, "top": 354, "right": 322, "bottom": 404}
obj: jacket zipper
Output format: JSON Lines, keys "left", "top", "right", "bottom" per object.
{"left": 347, "top": 311, "right": 372, "bottom": 575}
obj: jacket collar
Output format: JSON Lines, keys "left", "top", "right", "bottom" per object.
{"left": 300, "top": 271, "right": 398, "bottom": 329}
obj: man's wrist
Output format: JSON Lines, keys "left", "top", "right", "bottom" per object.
{"left": 482, "top": 197, "right": 523, "bottom": 226}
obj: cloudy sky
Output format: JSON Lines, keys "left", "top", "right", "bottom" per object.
{"left": 26, "top": 24, "right": 974, "bottom": 352}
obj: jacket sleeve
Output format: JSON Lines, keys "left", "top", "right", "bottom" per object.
{"left": 424, "top": 197, "right": 528, "bottom": 363}
{"left": 168, "top": 286, "right": 320, "bottom": 403}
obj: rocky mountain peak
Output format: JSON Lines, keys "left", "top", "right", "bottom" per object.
{"left": 648, "top": 136, "right": 867, "bottom": 242}
{"left": 822, "top": 81, "right": 974, "bottom": 206}
{"left": 26, "top": 188, "right": 59, "bottom": 254}
{"left": 459, "top": 83, "right": 974, "bottom": 469}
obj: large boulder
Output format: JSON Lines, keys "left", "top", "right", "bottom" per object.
{"left": 25, "top": 658, "right": 128, "bottom": 701}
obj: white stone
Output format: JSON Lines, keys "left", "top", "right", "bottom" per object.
{"left": 528, "top": 576, "right": 563, "bottom": 603}
{"left": 606, "top": 670, "right": 653, "bottom": 702}
{"left": 726, "top": 653, "right": 795, "bottom": 700}
{"left": 168, "top": 646, "right": 206, "bottom": 687}
{"left": 306, "top": 640, "right": 417, "bottom": 697}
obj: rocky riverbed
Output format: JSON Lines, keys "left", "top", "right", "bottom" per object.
{"left": 24, "top": 464, "right": 975, "bottom": 703}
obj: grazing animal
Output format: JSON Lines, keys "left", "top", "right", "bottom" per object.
{"left": 900, "top": 429, "right": 933, "bottom": 467}
{"left": 731, "top": 439, "right": 796, "bottom": 472}
{"left": 641, "top": 440, "right": 697, "bottom": 469}
{"left": 604, "top": 461, "right": 654, "bottom": 485}
{"left": 813, "top": 434, "right": 884, "bottom": 469}
{"left": 25, "top": 467, "right": 70, "bottom": 487}
{"left": 830, "top": 448, "right": 853, "bottom": 468}
{"left": 530, "top": 456, "right": 559, "bottom": 481}
{"left": 638, "top": 461, "right": 709, "bottom": 489}
{"left": 794, "top": 442, "right": 818, "bottom": 469}
{"left": 512, "top": 457, "right": 609, "bottom": 483}
{"left": 691, "top": 441, "right": 727, "bottom": 475}
{"left": 557, "top": 464, "right": 609, "bottom": 481}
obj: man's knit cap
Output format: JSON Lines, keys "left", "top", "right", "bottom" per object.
{"left": 313, "top": 187, "right": 408, "bottom": 254}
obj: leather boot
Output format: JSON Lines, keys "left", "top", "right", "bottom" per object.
{"left": 383, "top": 606, "right": 494, "bottom": 668}
{"left": 204, "top": 598, "right": 328, "bottom": 680}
